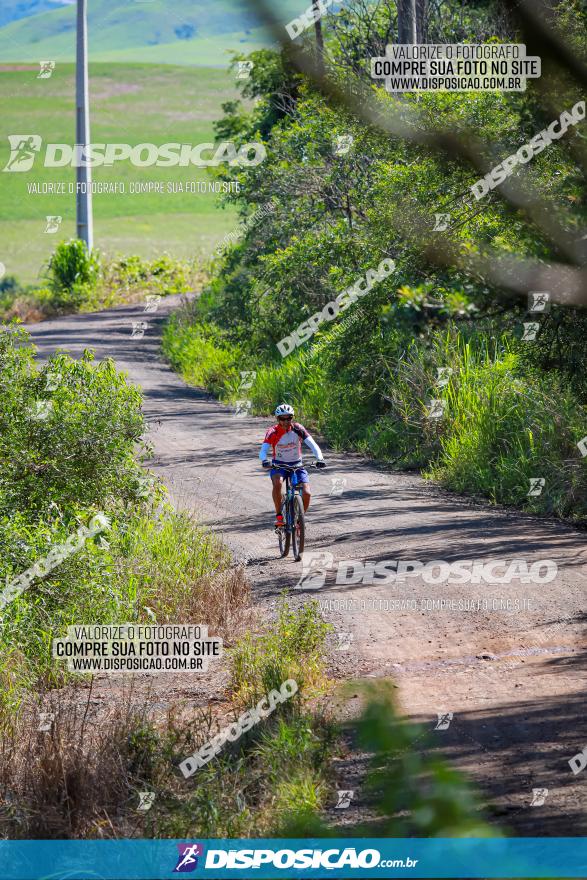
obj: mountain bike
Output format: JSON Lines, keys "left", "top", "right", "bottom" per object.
{"left": 273, "top": 462, "right": 322, "bottom": 562}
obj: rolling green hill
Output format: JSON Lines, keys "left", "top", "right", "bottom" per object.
{"left": 0, "top": 0, "right": 73, "bottom": 30}
{"left": 0, "top": 0, "right": 300, "bottom": 65}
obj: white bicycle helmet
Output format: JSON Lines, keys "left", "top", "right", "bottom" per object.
{"left": 275, "top": 403, "right": 294, "bottom": 417}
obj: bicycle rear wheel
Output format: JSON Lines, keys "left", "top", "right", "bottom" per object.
{"left": 291, "top": 494, "right": 305, "bottom": 561}
{"left": 278, "top": 496, "right": 291, "bottom": 557}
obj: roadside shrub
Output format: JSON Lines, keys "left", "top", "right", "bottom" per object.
{"left": 0, "top": 505, "right": 252, "bottom": 714}
{"left": 104, "top": 253, "right": 197, "bottom": 299}
{"left": 230, "top": 596, "right": 331, "bottom": 704}
{"left": 0, "top": 328, "right": 145, "bottom": 517}
{"left": 0, "top": 275, "right": 20, "bottom": 297}
{"left": 0, "top": 515, "right": 128, "bottom": 699}
{"left": 162, "top": 312, "right": 245, "bottom": 396}
{"left": 113, "top": 510, "right": 252, "bottom": 641}
{"left": 45, "top": 239, "right": 100, "bottom": 311}
{"left": 0, "top": 684, "right": 331, "bottom": 839}
{"left": 0, "top": 249, "right": 201, "bottom": 322}
{"left": 433, "top": 355, "right": 587, "bottom": 519}
{"left": 165, "top": 307, "right": 587, "bottom": 522}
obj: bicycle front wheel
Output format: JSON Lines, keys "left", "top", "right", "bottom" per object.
{"left": 278, "top": 496, "right": 291, "bottom": 557}
{"left": 291, "top": 494, "right": 305, "bottom": 561}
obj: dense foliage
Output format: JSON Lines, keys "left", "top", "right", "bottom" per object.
{"left": 165, "top": 0, "right": 587, "bottom": 521}
{"left": 0, "top": 328, "right": 241, "bottom": 712}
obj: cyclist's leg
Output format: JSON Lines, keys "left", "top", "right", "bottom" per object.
{"left": 295, "top": 468, "right": 311, "bottom": 511}
{"left": 271, "top": 473, "right": 284, "bottom": 514}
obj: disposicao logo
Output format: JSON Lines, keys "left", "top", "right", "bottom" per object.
{"left": 3, "top": 136, "right": 267, "bottom": 171}
{"left": 4, "top": 134, "right": 43, "bottom": 172}
{"left": 173, "top": 843, "right": 204, "bottom": 873}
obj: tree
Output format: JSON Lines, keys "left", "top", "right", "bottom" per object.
{"left": 313, "top": 0, "right": 325, "bottom": 75}
{"left": 397, "top": 0, "right": 417, "bottom": 42}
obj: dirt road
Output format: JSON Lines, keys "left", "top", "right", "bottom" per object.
{"left": 27, "top": 295, "right": 587, "bottom": 835}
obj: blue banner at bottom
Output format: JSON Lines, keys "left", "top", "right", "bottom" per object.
{"left": 0, "top": 837, "right": 585, "bottom": 879}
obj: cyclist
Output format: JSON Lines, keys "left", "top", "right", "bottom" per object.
{"left": 259, "top": 403, "right": 326, "bottom": 527}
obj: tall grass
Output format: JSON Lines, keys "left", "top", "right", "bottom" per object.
{"left": 45, "top": 239, "right": 101, "bottom": 311}
{"left": 433, "top": 348, "right": 587, "bottom": 516}
{"left": 1, "top": 603, "right": 494, "bottom": 841}
{"left": 0, "top": 508, "right": 252, "bottom": 719}
{"left": 163, "top": 312, "right": 244, "bottom": 397}
{"left": 230, "top": 595, "right": 331, "bottom": 704}
{"left": 0, "top": 329, "right": 251, "bottom": 716}
{"left": 0, "top": 601, "right": 333, "bottom": 840}
{"left": 162, "top": 314, "right": 587, "bottom": 521}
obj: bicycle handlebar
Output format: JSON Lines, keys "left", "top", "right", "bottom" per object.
{"left": 264, "top": 461, "right": 324, "bottom": 471}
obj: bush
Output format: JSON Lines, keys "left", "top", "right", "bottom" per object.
{"left": 164, "top": 306, "right": 587, "bottom": 522}
{"left": 230, "top": 596, "right": 331, "bottom": 704}
{"left": 432, "top": 353, "right": 587, "bottom": 519}
{"left": 113, "top": 509, "right": 251, "bottom": 640}
{"left": 0, "top": 275, "right": 20, "bottom": 296}
{"left": 45, "top": 239, "right": 100, "bottom": 311}
{"left": 1, "top": 248, "right": 204, "bottom": 323}
{"left": 162, "top": 311, "right": 246, "bottom": 397}
{"left": 0, "top": 328, "right": 145, "bottom": 517}
{"left": 105, "top": 253, "right": 196, "bottom": 298}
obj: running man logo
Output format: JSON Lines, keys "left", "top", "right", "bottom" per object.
{"left": 335, "top": 790, "right": 355, "bottom": 808}
{"left": 334, "top": 134, "right": 354, "bottom": 155}
{"left": 427, "top": 398, "right": 446, "bottom": 419}
{"left": 528, "top": 291, "right": 550, "bottom": 313}
{"left": 143, "top": 295, "right": 161, "bottom": 313}
{"left": 131, "top": 321, "right": 148, "bottom": 338}
{"left": 3, "top": 135, "right": 42, "bottom": 172}
{"left": 44, "top": 371, "right": 61, "bottom": 391}
{"left": 434, "top": 711, "right": 453, "bottom": 730}
{"left": 436, "top": 367, "right": 453, "bottom": 388}
{"left": 234, "top": 399, "right": 252, "bottom": 418}
{"left": 433, "top": 213, "right": 451, "bottom": 231}
{"left": 527, "top": 477, "right": 545, "bottom": 497}
{"left": 137, "top": 791, "right": 156, "bottom": 812}
{"left": 522, "top": 322, "right": 540, "bottom": 341}
{"left": 38, "top": 712, "right": 54, "bottom": 732}
{"left": 45, "top": 215, "right": 62, "bottom": 234}
{"left": 569, "top": 746, "right": 587, "bottom": 776}
{"left": 37, "top": 61, "right": 56, "bottom": 79}
{"left": 29, "top": 400, "right": 53, "bottom": 421}
{"left": 236, "top": 61, "right": 254, "bottom": 79}
{"left": 173, "top": 843, "right": 204, "bottom": 873}
{"left": 530, "top": 787, "right": 548, "bottom": 806}
{"left": 329, "top": 477, "right": 347, "bottom": 497}
{"left": 238, "top": 370, "right": 256, "bottom": 391}
{"left": 336, "top": 631, "right": 354, "bottom": 651}
{"left": 296, "top": 550, "right": 335, "bottom": 589}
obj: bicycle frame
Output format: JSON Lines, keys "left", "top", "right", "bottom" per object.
{"left": 270, "top": 461, "right": 322, "bottom": 561}
{"left": 277, "top": 465, "right": 303, "bottom": 534}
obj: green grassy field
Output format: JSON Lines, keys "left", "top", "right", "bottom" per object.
{"left": 1, "top": 63, "right": 242, "bottom": 284}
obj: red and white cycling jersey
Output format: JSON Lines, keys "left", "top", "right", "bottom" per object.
{"left": 260, "top": 422, "right": 321, "bottom": 465}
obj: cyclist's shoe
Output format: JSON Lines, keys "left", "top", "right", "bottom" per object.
{"left": 275, "top": 514, "right": 284, "bottom": 527}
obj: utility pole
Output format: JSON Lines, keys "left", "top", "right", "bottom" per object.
{"left": 76, "top": 0, "right": 93, "bottom": 249}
